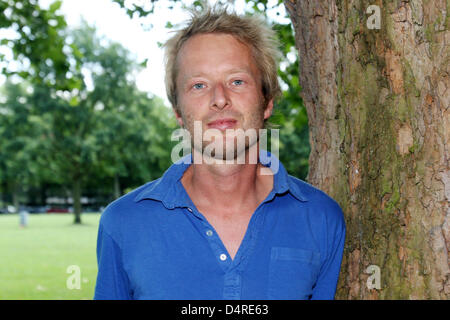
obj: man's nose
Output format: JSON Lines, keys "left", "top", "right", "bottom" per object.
{"left": 211, "top": 83, "right": 230, "bottom": 110}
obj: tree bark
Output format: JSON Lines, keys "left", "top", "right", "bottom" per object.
{"left": 285, "top": 0, "right": 449, "bottom": 299}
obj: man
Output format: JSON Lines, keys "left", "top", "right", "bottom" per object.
{"left": 94, "top": 6, "right": 346, "bottom": 300}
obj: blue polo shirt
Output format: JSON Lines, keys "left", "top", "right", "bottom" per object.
{"left": 94, "top": 152, "right": 346, "bottom": 300}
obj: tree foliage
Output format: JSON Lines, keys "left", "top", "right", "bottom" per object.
{"left": 0, "top": 81, "right": 45, "bottom": 209}
{"left": 0, "top": 15, "right": 176, "bottom": 222}
{"left": 0, "top": 0, "right": 80, "bottom": 90}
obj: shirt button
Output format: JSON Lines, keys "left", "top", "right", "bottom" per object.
{"left": 206, "top": 230, "right": 213, "bottom": 236}
{"left": 220, "top": 254, "right": 227, "bottom": 261}
{"left": 187, "top": 208, "right": 193, "bottom": 212}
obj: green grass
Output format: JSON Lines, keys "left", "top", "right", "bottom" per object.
{"left": 0, "top": 213, "right": 101, "bottom": 300}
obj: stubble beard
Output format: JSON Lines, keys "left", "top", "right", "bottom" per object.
{"left": 180, "top": 106, "right": 266, "bottom": 163}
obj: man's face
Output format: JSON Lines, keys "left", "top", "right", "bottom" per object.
{"left": 174, "top": 33, "right": 273, "bottom": 159}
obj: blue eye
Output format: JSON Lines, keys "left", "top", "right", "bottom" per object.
{"left": 232, "top": 80, "right": 244, "bottom": 86}
{"left": 193, "top": 83, "right": 205, "bottom": 90}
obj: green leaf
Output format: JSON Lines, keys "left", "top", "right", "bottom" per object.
{"left": 49, "top": 0, "right": 62, "bottom": 13}
{"left": 69, "top": 96, "right": 79, "bottom": 106}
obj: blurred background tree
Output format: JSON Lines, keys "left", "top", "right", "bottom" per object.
{"left": 0, "top": 81, "right": 43, "bottom": 211}
{"left": 0, "top": 0, "right": 79, "bottom": 89}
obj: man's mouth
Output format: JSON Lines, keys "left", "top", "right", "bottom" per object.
{"left": 207, "top": 118, "right": 237, "bottom": 130}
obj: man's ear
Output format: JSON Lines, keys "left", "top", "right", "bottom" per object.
{"left": 263, "top": 98, "right": 274, "bottom": 120}
{"left": 173, "top": 107, "right": 184, "bottom": 127}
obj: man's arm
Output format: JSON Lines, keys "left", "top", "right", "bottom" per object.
{"left": 94, "top": 223, "right": 132, "bottom": 300}
{"left": 311, "top": 203, "right": 346, "bottom": 300}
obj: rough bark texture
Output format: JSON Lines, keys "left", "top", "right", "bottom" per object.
{"left": 285, "top": 0, "right": 449, "bottom": 299}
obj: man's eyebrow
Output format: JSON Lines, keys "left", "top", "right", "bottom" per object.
{"left": 183, "top": 68, "right": 254, "bottom": 80}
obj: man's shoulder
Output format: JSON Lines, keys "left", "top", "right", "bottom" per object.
{"left": 99, "top": 178, "right": 163, "bottom": 229}
{"left": 286, "top": 174, "right": 344, "bottom": 222}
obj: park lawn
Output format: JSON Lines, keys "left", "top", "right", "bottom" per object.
{"left": 0, "top": 213, "right": 101, "bottom": 300}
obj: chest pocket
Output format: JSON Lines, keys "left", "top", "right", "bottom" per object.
{"left": 268, "top": 247, "right": 321, "bottom": 300}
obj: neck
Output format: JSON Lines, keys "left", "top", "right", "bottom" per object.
{"left": 181, "top": 144, "right": 273, "bottom": 213}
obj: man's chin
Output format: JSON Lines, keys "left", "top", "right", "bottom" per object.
{"left": 193, "top": 143, "right": 259, "bottom": 164}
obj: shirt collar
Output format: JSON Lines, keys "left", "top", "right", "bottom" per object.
{"left": 134, "top": 150, "right": 308, "bottom": 208}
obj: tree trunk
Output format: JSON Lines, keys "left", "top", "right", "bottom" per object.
{"left": 1, "top": 176, "right": 9, "bottom": 205}
{"left": 40, "top": 183, "right": 47, "bottom": 206}
{"left": 285, "top": 0, "right": 449, "bottom": 299}
{"left": 11, "top": 181, "right": 19, "bottom": 212}
{"left": 73, "top": 178, "right": 82, "bottom": 224}
{"left": 114, "top": 173, "right": 121, "bottom": 199}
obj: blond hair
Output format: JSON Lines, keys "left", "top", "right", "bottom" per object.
{"left": 163, "top": 5, "right": 282, "bottom": 113}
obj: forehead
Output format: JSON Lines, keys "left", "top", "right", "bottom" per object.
{"left": 176, "top": 33, "right": 259, "bottom": 79}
